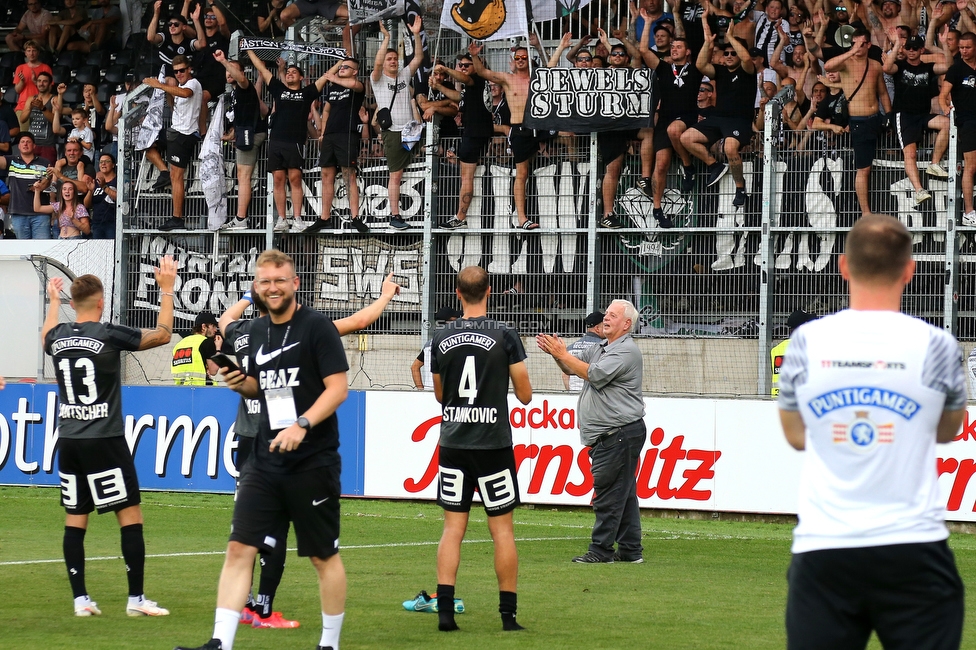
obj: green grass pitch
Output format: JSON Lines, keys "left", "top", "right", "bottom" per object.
{"left": 3, "top": 486, "right": 976, "bottom": 649}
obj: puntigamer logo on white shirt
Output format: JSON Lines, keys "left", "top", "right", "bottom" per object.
{"left": 807, "top": 387, "right": 921, "bottom": 420}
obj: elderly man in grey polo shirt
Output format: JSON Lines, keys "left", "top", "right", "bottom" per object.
{"left": 537, "top": 299, "right": 646, "bottom": 564}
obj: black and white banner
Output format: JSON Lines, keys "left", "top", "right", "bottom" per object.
{"left": 349, "top": 0, "right": 405, "bottom": 25}
{"left": 523, "top": 67, "right": 655, "bottom": 132}
{"left": 237, "top": 36, "right": 346, "bottom": 61}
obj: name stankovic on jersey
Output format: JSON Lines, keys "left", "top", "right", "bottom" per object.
{"left": 807, "top": 387, "right": 921, "bottom": 420}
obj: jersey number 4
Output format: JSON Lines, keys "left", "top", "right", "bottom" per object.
{"left": 57, "top": 358, "right": 98, "bottom": 405}
{"left": 458, "top": 355, "right": 478, "bottom": 405}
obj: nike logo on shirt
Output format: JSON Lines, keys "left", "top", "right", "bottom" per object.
{"left": 254, "top": 342, "right": 300, "bottom": 365}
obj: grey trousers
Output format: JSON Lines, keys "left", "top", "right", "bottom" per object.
{"left": 588, "top": 420, "right": 646, "bottom": 559}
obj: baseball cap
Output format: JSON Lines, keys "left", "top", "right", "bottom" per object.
{"left": 584, "top": 311, "right": 605, "bottom": 327}
{"left": 749, "top": 47, "right": 765, "bottom": 58}
{"left": 194, "top": 311, "right": 219, "bottom": 329}
{"left": 435, "top": 305, "right": 462, "bottom": 322}
{"left": 786, "top": 309, "right": 817, "bottom": 331}
{"left": 905, "top": 35, "right": 925, "bottom": 49}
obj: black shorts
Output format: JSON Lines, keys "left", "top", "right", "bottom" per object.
{"left": 959, "top": 119, "right": 976, "bottom": 153}
{"left": 895, "top": 112, "right": 937, "bottom": 149}
{"left": 293, "top": 0, "right": 342, "bottom": 19}
{"left": 318, "top": 132, "right": 359, "bottom": 168}
{"left": 850, "top": 113, "right": 881, "bottom": 169}
{"left": 508, "top": 125, "right": 540, "bottom": 164}
{"left": 230, "top": 462, "right": 341, "bottom": 558}
{"left": 199, "top": 76, "right": 226, "bottom": 102}
{"left": 786, "top": 540, "right": 964, "bottom": 650}
{"left": 691, "top": 116, "right": 753, "bottom": 147}
{"left": 598, "top": 129, "right": 637, "bottom": 163}
{"left": 58, "top": 437, "right": 141, "bottom": 515}
{"left": 166, "top": 129, "right": 200, "bottom": 169}
{"left": 654, "top": 112, "right": 697, "bottom": 152}
{"left": 267, "top": 139, "right": 306, "bottom": 172}
{"left": 437, "top": 445, "right": 520, "bottom": 516}
{"left": 457, "top": 135, "right": 491, "bottom": 164}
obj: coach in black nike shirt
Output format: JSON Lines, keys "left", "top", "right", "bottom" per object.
{"left": 430, "top": 266, "right": 533, "bottom": 633}
{"left": 177, "top": 249, "right": 349, "bottom": 650}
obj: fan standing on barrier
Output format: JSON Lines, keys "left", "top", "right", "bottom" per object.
{"left": 370, "top": 17, "right": 425, "bottom": 232}
{"left": 778, "top": 215, "right": 966, "bottom": 650}
{"left": 145, "top": 54, "right": 203, "bottom": 232}
{"left": 176, "top": 249, "right": 350, "bottom": 650}
{"left": 305, "top": 56, "right": 368, "bottom": 235}
{"left": 430, "top": 266, "right": 533, "bottom": 633}
{"left": 941, "top": 32, "right": 976, "bottom": 226}
{"left": 216, "top": 272, "right": 400, "bottom": 630}
{"left": 42, "top": 258, "right": 177, "bottom": 619}
{"left": 248, "top": 49, "right": 330, "bottom": 233}
{"left": 214, "top": 49, "right": 269, "bottom": 231}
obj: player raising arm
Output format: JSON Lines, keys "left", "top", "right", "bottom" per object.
{"left": 42, "top": 256, "right": 176, "bottom": 618}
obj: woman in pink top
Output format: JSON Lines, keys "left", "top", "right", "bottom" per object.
{"left": 34, "top": 180, "right": 90, "bottom": 239}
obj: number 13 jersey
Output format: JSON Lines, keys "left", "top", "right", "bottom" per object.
{"left": 44, "top": 321, "right": 142, "bottom": 439}
{"left": 431, "top": 317, "right": 526, "bottom": 450}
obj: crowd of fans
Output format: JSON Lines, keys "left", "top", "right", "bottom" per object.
{"left": 0, "top": 0, "right": 972, "bottom": 240}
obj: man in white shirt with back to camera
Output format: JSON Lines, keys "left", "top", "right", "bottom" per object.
{"left": 778, "top": 214, "right": 966, "bottom": 650}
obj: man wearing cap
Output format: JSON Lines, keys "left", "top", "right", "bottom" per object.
{"left": 537, "top": 301, "right": 646, "bottom": 564}
{"left": 882, "top": 34, "right": 950, "bottom": 207}
{"left": 751, "top": 46, "right": 780, "bottom": 110}
{"left": 411, "top": 306, "right": 462, "bottom": 390}
{"left": 172, "top": 312, "right": 220, "bottom": 386}
{"left": 770, "top": 309, "right": 817, "bottom": 397}
{"left": 563, "top": 312, "right": 606, "bottom": 391}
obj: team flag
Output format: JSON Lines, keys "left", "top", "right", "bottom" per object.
{"left": 441, "top": 0, "right": 529, "bottom": 41}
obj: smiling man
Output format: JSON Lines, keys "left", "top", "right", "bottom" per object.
{"left": 177, "top": 249, "right": 350, "bottom": 650}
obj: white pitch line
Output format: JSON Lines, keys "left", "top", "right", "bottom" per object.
{"left": 0, "top": 536, "right": 589, "bottom": 567}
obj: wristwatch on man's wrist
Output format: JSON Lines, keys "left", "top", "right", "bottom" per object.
{"left": 296, "top": 416, "right": 311, "bottom": 432}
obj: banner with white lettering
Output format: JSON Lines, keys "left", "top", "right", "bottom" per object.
{"left": 348, "top": 0, "right": 405, "bottom": 24}
{"left": 440, "top": 0, "right": 529, "bottom": 42}
{"left": 0, "top": 384, "right": 366, "bottom": 494}
{"left": 311, "top": 236, "right": 422, "bottom": 312}
{"left": 523, "top": 67, "right": 655, "bottom": 132}
{"left": 236, "top": 36, "right": 346, "bottom": 61}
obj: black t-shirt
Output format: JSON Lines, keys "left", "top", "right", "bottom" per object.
{"left": 232, "top": 81, "right": 268, "bottom": 134}
{"left": 268, "top": 78, "right": 319, "bottom": 143}
{"left": 430, "top": 88, "right": 460, "bottom": 138}
{"left": 323, "top": 81, "right": 365, "bottom": 136}
{"left": 814, "top": 90, "right": 849, "bottom": 129}
{"left": 90, "top": 176, "right": 116, "bottom": 225}
{"left": 893, "top": 60, "right": 938, "bottom": 115}
{"left": 946, "top": 60, "right": 976, "bottom": 124}
{"left": 223, "top": 318, "right": 262, "bottom": 438}
{"left": 256, "top": 1, "right": 285, "bottom": 38}
{"left": 193, "top": 29, "right": 230, "bottom": 90}
{"left": 44, "top": 321, "right": 142, "bottom": 439}
{"left": 246, "top": 306, "right": 349, "bottom": 472}
{"left": 656, "top": 59, "right": 703, "bottom": 118}
{"left": 711, "top": 64, "right": 757, "bottom": 120}
{"left": 158, "top": 33, "right": 193, "bottom": 77}
{"left": 459, "top": 73, "right": 494, "bottom": 138}
{"left": 430, "top": 317, "right": 526, "bottom": 450}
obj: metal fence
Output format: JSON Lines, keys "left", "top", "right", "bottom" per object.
{"left": 109, "top": 20, "right": 974, "bottom": 395}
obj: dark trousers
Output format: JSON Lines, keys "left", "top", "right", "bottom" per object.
{"left": 588, "top": 420, "right": 646, "bottom": 559}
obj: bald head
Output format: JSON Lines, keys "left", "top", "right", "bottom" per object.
{"left": 844, "top": 215, "right": 912, "bottom": 284}
{"left": 456, "top": 266, "right": 489, "bottom": 305}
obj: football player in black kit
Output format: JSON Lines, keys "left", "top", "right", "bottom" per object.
{"left": 177, "top": 249, "right": 349, "bottom": 650}
{"left": 42, "top": 257, "right": 177, "bottom": 618}
{"left": 430, "top": 266, "right": 533, "bottom": 633}
{"left": 216, "top": 272, "right": 400, "bottom": 630}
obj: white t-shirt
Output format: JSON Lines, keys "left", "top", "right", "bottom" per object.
{"left": 370, "top": 68, "right": 413, "bottom": 132}
{"left": 68, "top": 126, "right": 94, "bottom": 160}
{"left": 779, "top": 310, "right": 965, "bottom": 554}
{"left": 171, "top": 77, "right": 203, "bottom": 136}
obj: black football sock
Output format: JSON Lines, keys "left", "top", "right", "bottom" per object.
{"left": 63, "top": 526, "right": 88, "bottom": 598}
{"left": 499, "top": 591, "right": 524, "bottom": 631}
{"left": 256, "top": 526, "right": 287, "bottom": 617}
{"left": 436, "top": 584, "right": 458, "bottom": 631}
{"left": 120, "top": 524, "right": 146, "bottom": 597}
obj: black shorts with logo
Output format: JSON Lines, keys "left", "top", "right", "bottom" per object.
{"left": 230, "top": 462, "right": 341, "bottom": 558}
{"left": 166, "top": 129, "right": 201, "bottom": 169}
{"left": 895, "top": 112, "right": 938, "bottom": 149}
{"left": 786, "top": 540, "right": 964, "bottom": 650}
{"left": 691, "top": 116, "right": 752, "bottom": 147}
{"left": 58, "top": 437, "right": 141, "bottom": 515}
{"left": 267, "top": 139, "right": 306, "bottom": 172}
{"left": 437, "top": 445, "right": 520, "bottom": 516}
